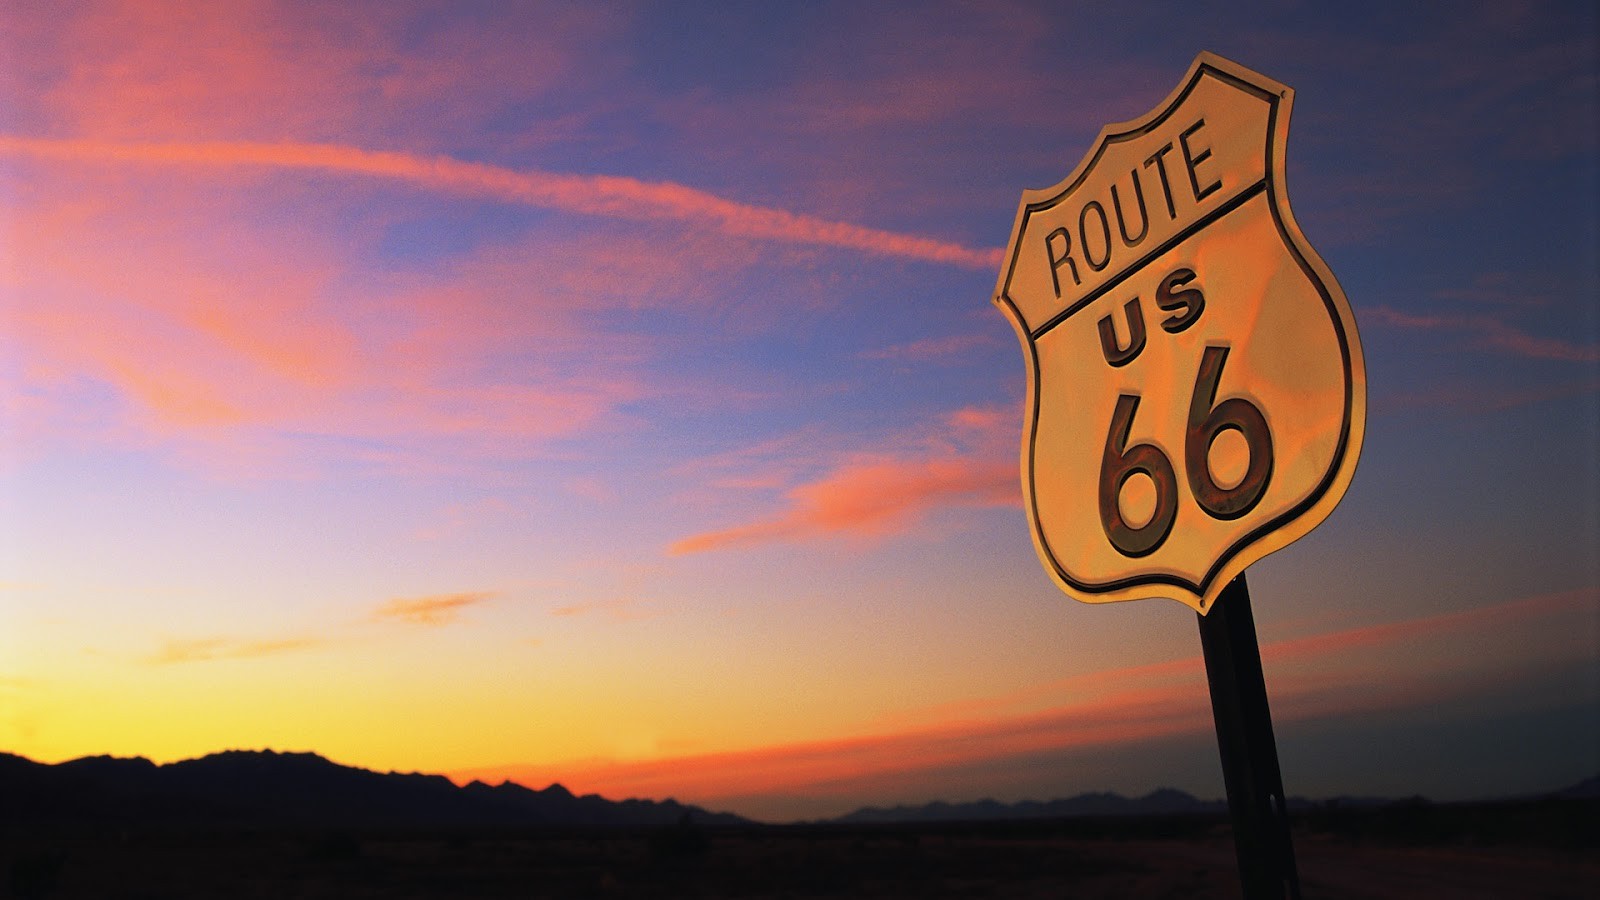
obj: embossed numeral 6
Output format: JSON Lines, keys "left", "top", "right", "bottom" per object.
{"left": 1098, "top": 394, "right": 1180, "bottom": 557}
{"left": 1098, "top": 344, "right": 1273, "bottom": 557}
{"left": 1186, "top": 345, "right": 1273, "bottom": 520}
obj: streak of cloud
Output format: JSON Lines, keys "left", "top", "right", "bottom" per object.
{"left": 549, "top": 597, "right": 659, "bottom": 623}
{"left": 146, "top": 636, "right": 320, "bottom": 665}
{"left": 372, "top": 591, "right": 495, "bottom": 626}
{"left": 670, "top": 405, "right": 1020, "bottom": 555}
{"left": 1366, "top": 305, "right": 1599, "bottom": 363}
{"left": 2, "top": 184, "right": 655, "bottom": 472}
{"left": 892, "top": 587, "right": 1597, "bottom": 729}
{"left": 1260, "top": 587, "right": 1593, "bottom": 663}
{"left": 944, "top": 405, "right": 1016, "bottom": 439}
{"left": 859, "top": 332, "right": 1000, "bottom": 363}
{"left": 1374, "top": 376, "right": 1600, "bottom": 417}
{"left": 0, "top": 136, "right": 1004, "bottom": 269}
{"left": 1431, "top": 272, "right": 1554, "bottom": 309}
{"left": 669, "top": 455, "right": 1018, "bottom": 555}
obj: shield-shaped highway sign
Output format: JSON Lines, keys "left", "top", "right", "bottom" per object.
{"left": 993, "top": 52, "right": 1365, "bottom": 614}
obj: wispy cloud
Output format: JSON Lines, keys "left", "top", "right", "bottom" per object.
{"left": 1375, "top": 377, "right": 1600, "bottom": 417}
{"left": 146, "top": 636, "right": 320, "bottom": 665}
{"left": 0, "top": 137, "right": 1002, "bottom": 269}
{"left": 1430, "top": 272, "right": 1554, "bottom": 309}
{"left": 859, "top": 332, "right": 1000, "bottom": 364}
{"left": 891, "top": 587, "right": 1597, "bottom": 730}
{"left": 670, "top": 455, "right": 1016, "bottom": 555}
{"left": 7, "top": 2, "right": 623, "bottom": 147}
{"left": 1, "top": 179, "right": 659, "bottom": 473}
{"left": 670, "top": 406, "right": 1020, "bottom": 555}
{"left": 1365, "top": 306, "right": 1598, "bottom": 363}
{"left": 669, "top": 428, "right": 841, "bottom": 494}
{"left": 373, "top": 591, "right": 495, "bottom": 626}
{"left": 549, "top": 597, "right": 659, "bottom": 624}
{"left": 1263, "top": 588, "right": 1592, "bottom": 663}
{"left": 944, "top": 405, "right": 1016, "bottom": 439}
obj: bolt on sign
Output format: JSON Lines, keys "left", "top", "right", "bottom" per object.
{"left": 993, "top": 53, "right": 1366, "bottom": 614}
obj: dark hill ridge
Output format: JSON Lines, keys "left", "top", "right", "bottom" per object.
{"left": 0, "top": 749, "right": 746, "bottom": 828}
{"left": 829, "top": 787, "right": 1228, "bottom": 824}
{"left": 827, "top": 778, "right": 1600, "bottom": 825}
{"left": 6, "top": 750, "right": 1594, "bottom": 830}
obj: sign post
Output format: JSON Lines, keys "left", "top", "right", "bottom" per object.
{"left": 992, "top": 53, "right": 1364, "bottom": 898}
{"left": 1199, "top": 574, "right": 1299, "bottom": 898}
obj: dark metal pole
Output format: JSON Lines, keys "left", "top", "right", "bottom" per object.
{"left": 1198, "top": 572, "right": 1301, "bottom": 899}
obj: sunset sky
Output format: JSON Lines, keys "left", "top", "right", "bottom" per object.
{"left": 2, "top": 1, "right": 1596, "bottom": 822}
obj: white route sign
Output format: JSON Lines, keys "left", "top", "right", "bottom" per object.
{"left": 993, "top": 53, "right": 1366, "bottom": 614}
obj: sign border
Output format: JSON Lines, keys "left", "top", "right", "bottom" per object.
{"left": 992, "top": 52, "right": 1367, "bottom": 613}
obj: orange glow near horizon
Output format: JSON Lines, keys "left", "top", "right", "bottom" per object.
{"left": 447, "top": 587, "right": 1596, "bottom": 816}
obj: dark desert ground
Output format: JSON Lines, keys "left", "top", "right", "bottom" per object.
{"left": 8, "top": 798, "right": 1598, "bottom": 899}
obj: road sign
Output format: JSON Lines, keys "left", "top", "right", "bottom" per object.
{"left": 993, "top": 52, "right": 1365, "bottom": 614}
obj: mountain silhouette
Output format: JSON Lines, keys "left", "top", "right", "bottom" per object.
{"left": 0, "top": 749, "right": 746, "bottom": 828}
{"left": 830, "top": 788, "right": 1229, "bottom": 824}
{"left": 829, "top": 776, "right": 1600, "bottom": 825}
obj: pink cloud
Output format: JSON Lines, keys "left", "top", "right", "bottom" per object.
{"left": 0, "top": 136, "right": 1002, "bottom": 269}
{"left": 943, "top": 405, "right": 1016, "bottom": 440}
{"left": 7, "top": 1, "right": 621, "bottom": 148}
{"left": 2, "top": 3, "right": 1035, "bottom": 481}
{"left": 668, "top": 404, "right": 1020, "bottom": 555}
{"left": 0, "top": 171, "right": 660, "bottom": 472}
{"left": 670, "top": 455, "right": 1018, "bottom": 555}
